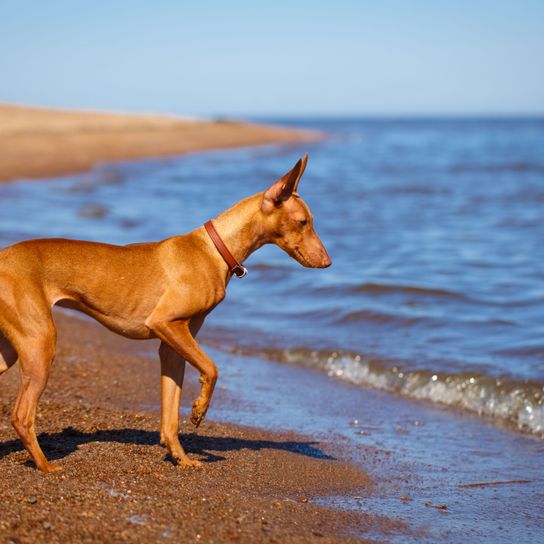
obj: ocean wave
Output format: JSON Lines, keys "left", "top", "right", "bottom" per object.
{"left": 450, "top": 161, "right": 544, "bottom": 174}
{"left": 493, "top": 344, "right": 544, "bottom": 360}
{"left": 313, "top": 282, "right": 469, "bottom": 301}
{"left": 207, "top": 341, "right": 544, "bottom": 437}
{"left": 313, "top": 282, "right": 543, "bottom": 309}
{"left": 334, "top": 309, "right": 426, "bottom": 326}
{"left": 348, "top": 282, "right": 465, "bottom": 299}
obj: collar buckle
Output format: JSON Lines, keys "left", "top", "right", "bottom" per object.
{"left": 232, "top": 265, "right": 248, "bottom": 278}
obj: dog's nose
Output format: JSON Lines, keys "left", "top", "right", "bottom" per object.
{"left": 320, "top": 252, "right": 332, "bottom": 268}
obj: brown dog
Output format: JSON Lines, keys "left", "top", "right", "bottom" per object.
{"left": 0, "top": 154, "right": 331, "bottom": 472}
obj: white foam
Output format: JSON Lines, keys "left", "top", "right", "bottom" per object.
{"left": 251, "top": 347, "right": 544, "bottom": 437}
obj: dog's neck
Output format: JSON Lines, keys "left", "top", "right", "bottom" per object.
{"left": 206, "top": 193, "right": 268, "bottom": 266}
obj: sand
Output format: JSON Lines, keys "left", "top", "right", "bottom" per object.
{"left": 0, "top": 104, "right": 319, "bottom": 182}
{"left": 0, "top": 312, "right": 403, "bottom": 543}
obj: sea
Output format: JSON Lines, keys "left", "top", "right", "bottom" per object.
{"left": 0, "top": 117, "right": 543, "bottom": 437}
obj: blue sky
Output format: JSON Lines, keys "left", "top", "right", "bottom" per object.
{"left": 0, "top": 1, "right": 542, "bottom": 117}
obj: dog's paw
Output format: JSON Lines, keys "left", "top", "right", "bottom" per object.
{"left": 41, "top": 462, "right": 63, "bottom": 474}
{"left": 190, "top": 400, "right": 207, "bottom": 428}
{"left": 190, "top": 411, "right": 203, "bottom": 428}
{"left": 177, "top": 458, "right": 204, "bottom": 469}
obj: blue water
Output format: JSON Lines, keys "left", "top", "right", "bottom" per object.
{"left": 1, "top": 118, "right": 543, "bottom": 434}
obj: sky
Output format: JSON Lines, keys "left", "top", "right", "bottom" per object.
{"left": 0, "top": 1, "right": 543, "bottom": 117}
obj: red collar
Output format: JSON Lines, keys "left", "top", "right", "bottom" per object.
{"left": 204, "top": 221, "right": 248, "bottom": 278}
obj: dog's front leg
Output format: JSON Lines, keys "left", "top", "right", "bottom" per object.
{"left": 158, "top": 318, "right": 204, "bottom": 467}
{"left": 151, "top": 319, "right": 218, "bottom": 430}
{"left": 158, "top": 342, "right": 196, "bottom": 466}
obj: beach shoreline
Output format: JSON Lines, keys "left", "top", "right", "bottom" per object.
{"left": 0, "top": 108, "right": 382, "bottom": 542}
{"left": 2, "top": 307, "right": 542, "bottom": 542}
{"left": 1, "top": 109, "right": 543, "bottom": 543}
{"left": 0, "top": 104, "right": 320, "bottom": 183}
{"left": 0, "top": 311, "right": 400, "bottom": 543}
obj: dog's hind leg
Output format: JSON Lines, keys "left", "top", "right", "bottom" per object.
{"left": 0, "top": 332, "right": 18, "bottom": 376}
{"left": 10, "top": 313, "right": 59, "bottom": 473}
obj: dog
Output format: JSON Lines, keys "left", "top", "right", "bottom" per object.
{"left": 0, "top": 154, "right": 331, "bottom": 472}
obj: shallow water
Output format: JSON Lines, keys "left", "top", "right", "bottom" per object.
{"left": 201, "top": 346, "right": 544, "bottom": 544}
{"left": 1, "top": 117, "right": 543, "bottom": 435}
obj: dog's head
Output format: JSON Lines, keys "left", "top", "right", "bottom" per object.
{"left": 260, "top": 154, "right": 331, "bottom": 268}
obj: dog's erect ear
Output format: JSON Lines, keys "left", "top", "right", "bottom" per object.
{"left": 261, "top": 154, "right": 308, "bottom": 214}
{"left": 293, "top": 153, "right": 308, "bottom": 192}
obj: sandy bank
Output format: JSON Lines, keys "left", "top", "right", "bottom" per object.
{"left": 0, "top": 104, "right": 319, "bottom": 182}
{"left": 0, "top": 311, "right": 404, "bottom": 543}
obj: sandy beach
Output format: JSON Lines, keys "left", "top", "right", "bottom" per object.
{"left": 0, "top": 311, "right": 399, "bottom": 544}
{"left": 0, "top": 104, "right": 318, "bottom": 182}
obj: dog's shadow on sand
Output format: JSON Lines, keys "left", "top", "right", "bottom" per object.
{"left": 0, "top": 427, "right": 335, "bottom": 466}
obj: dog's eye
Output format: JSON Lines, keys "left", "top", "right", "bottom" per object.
{"left": 299, "top": 219, "right": 308, "bottom": 227}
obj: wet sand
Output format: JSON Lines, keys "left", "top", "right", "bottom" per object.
{"left": 0, "top": 312, "right": 403, "bottom": 543}
{"left": 210, "top": 343, "right": 544, "bottom": 543}
{"left": 0, "top": 104, "right": 319, "bottom": 182}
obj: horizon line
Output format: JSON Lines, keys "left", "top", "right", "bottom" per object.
{"left": 2, "top": 102, "right": 543, "bottom": 121}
